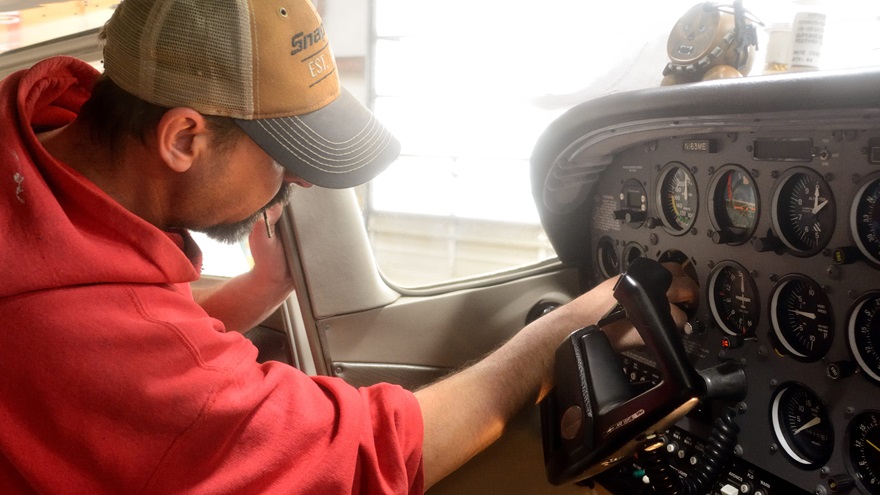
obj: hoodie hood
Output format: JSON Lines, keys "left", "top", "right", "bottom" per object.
{"left": 0, "top": 57, "right": 201, "bottom": 299}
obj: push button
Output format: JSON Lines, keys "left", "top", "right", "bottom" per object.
{"left": 720, "top": 484, "right": 739, "bottom": 495}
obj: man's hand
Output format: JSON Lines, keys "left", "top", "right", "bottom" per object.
{"left": 248, "top": 203, "right": 296, "bottom": 295}
{"left": 416, "top": 263, "right": 699, "bottom": 487}
{"left": 415, "top": 261, "right": 700, "bottom": 489}
{"left": 598, "top": 262, "right": 700, "bottom": 351}
{"left": 192, "top": 204, "right": 296, "bottom": 333}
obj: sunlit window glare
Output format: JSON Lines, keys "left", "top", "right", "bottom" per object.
{"left": 4, "top": 0, "right": 880, "bottom": 283}
{"left": 0, "top": 2, "right": 117, "bottom": 53}
{"left": 189, "top": 232, "right": 252, "bottom": 278}
{"left": 368, "top": 0, "right": 880, "bottom": 286}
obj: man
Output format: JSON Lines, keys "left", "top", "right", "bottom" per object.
{"left": 0, "top": 0, "right": 697, "bottom": 493}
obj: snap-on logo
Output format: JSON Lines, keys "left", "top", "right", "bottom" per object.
{"left": 291, "top": 24, "right": 326, "bottom": 56}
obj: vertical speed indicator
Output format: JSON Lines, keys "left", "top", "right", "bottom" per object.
{"left": 846, "top": 410, "right": 880, "bottom": 495}
{"left": 771, "top": 382, "right": 834, "bottom": 469}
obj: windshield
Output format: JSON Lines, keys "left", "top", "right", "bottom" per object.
{"left": 3, "top": 1, "right": 879, "bottom": 72}
{"left": 0, "top": 1, "right": 117, "bottom": 54}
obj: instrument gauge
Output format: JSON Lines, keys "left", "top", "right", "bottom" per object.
{"left": 708, "top": 261, "right": 760, "bottom": 336}
{"left": 850, "top": 174, "right": 880, "bottom": 265}
{"left": 596, "top": 237, "right": 620, "bottom": 279}
{"left": 770, "top": 274, "right": 834, "bottom": 362}
{"left": 709, "top": 165, "right": 759, "bottom": 245}
{"left": 771, "top": 168, "right": 836, "bottom": 256}
{"left": 770, "top": 382, "right": 834, "bottom": 469}
{"left": 847, "top": 291, "right": 880, "bottom": 385}
{"left": 845, "top": 410, "right": 880, "bottom": 495}
{"left": 656, "top": 162, "right": 698, "bottom": 235}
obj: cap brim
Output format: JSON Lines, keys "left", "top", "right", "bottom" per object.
{"left": 234, "top": 88, "right": 400, "bottom": 189}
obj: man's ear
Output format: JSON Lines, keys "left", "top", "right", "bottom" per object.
{"left": 155, "top": 108, "right": 210, "bottom": 173}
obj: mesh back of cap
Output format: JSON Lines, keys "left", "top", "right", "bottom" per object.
{"left": 104, "top": 0, "right": 255, "bottom": 118}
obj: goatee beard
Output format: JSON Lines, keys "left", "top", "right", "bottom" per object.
{"left": 196, "top": 185, "right": 293, "bottom": 245}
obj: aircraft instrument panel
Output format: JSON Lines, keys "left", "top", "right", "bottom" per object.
{"left": 531, "top": 68, "right": 880, "bottom": 494}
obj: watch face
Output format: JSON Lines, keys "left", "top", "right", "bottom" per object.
{"left": 666, "top": 3, "right": 729, "bottom": 64}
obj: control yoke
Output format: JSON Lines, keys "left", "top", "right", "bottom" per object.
{"left": 540, "top": 257, "right": 746, "bottom": 485}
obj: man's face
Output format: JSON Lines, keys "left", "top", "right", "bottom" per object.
{"left": 197, "top": 179, "right": 293, "bottom": 244}
{"left": 181, "top": 131, "right": 305, "bottom": 244}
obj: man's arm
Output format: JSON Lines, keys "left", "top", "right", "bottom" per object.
{"left": 414, "top": 264, "right": 698, "bottom": 490}
{"left": 192, "top": 204, "right": 296, "bottom": 333}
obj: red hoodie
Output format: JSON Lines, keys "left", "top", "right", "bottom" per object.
{"left": 0, "top": 56, "right": 423, "bottom": 494}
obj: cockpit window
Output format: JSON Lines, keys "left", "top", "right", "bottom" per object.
{"left": 366, "top": 0, "right": 880, "bottom": 287}
{"left": 0, "top": 1, "right": 118, "bottom": 55}
{"left": 5, "top": 1, "right": 880, "bottom": 285}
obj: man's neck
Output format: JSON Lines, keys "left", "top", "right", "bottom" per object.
{"left": 37, "top": 120, "right": 170, "bottom": 229}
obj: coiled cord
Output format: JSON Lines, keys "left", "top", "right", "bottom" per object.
{"left": 641, "top": 407, "right": 740, "bottom": 495}
{"left": 640, "top": 440, "right": 679, "bottom": 494}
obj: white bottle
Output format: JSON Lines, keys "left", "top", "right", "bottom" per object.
{"left": 763, "top": 23, "right": 793, "bottom": 74}
{"left": 789, "top": 2, "right": 827, "bottom": 71}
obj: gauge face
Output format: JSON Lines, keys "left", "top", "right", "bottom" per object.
{"left": 848, "top": 292, "right": 880, "bottom": 385}
{"left": 772, "top": 168, "right": 836, "bottom": 256}
{"left": 596, "top": 237, "right": 620, "bottom": 279}
{"left": 656, "top": 162, "right": 698, "bottom": 235}
{"left": 846, "top": 410, "right": 880, "bottom": 495}
{"left": 770, "top": 382, "right": 834, "bottom": 469}
{"left": 770, "top": 275, "right": 834, "bottom": 361}
{"left": 708, "top": 261, "right": 760, "bottom": 336}
{"left": 851, "top": 175, "right": 880, "bottom": 265}
{"left": 709, "top": 166, "right": 759, "bottom": 245}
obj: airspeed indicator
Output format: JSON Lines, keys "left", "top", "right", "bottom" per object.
{"left": 656, "top": 162, "right": 698, "bottom": 235}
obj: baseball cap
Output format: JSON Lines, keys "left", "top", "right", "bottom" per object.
{"left": 101, "top": 0, "right": 400, "bottom": 189}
